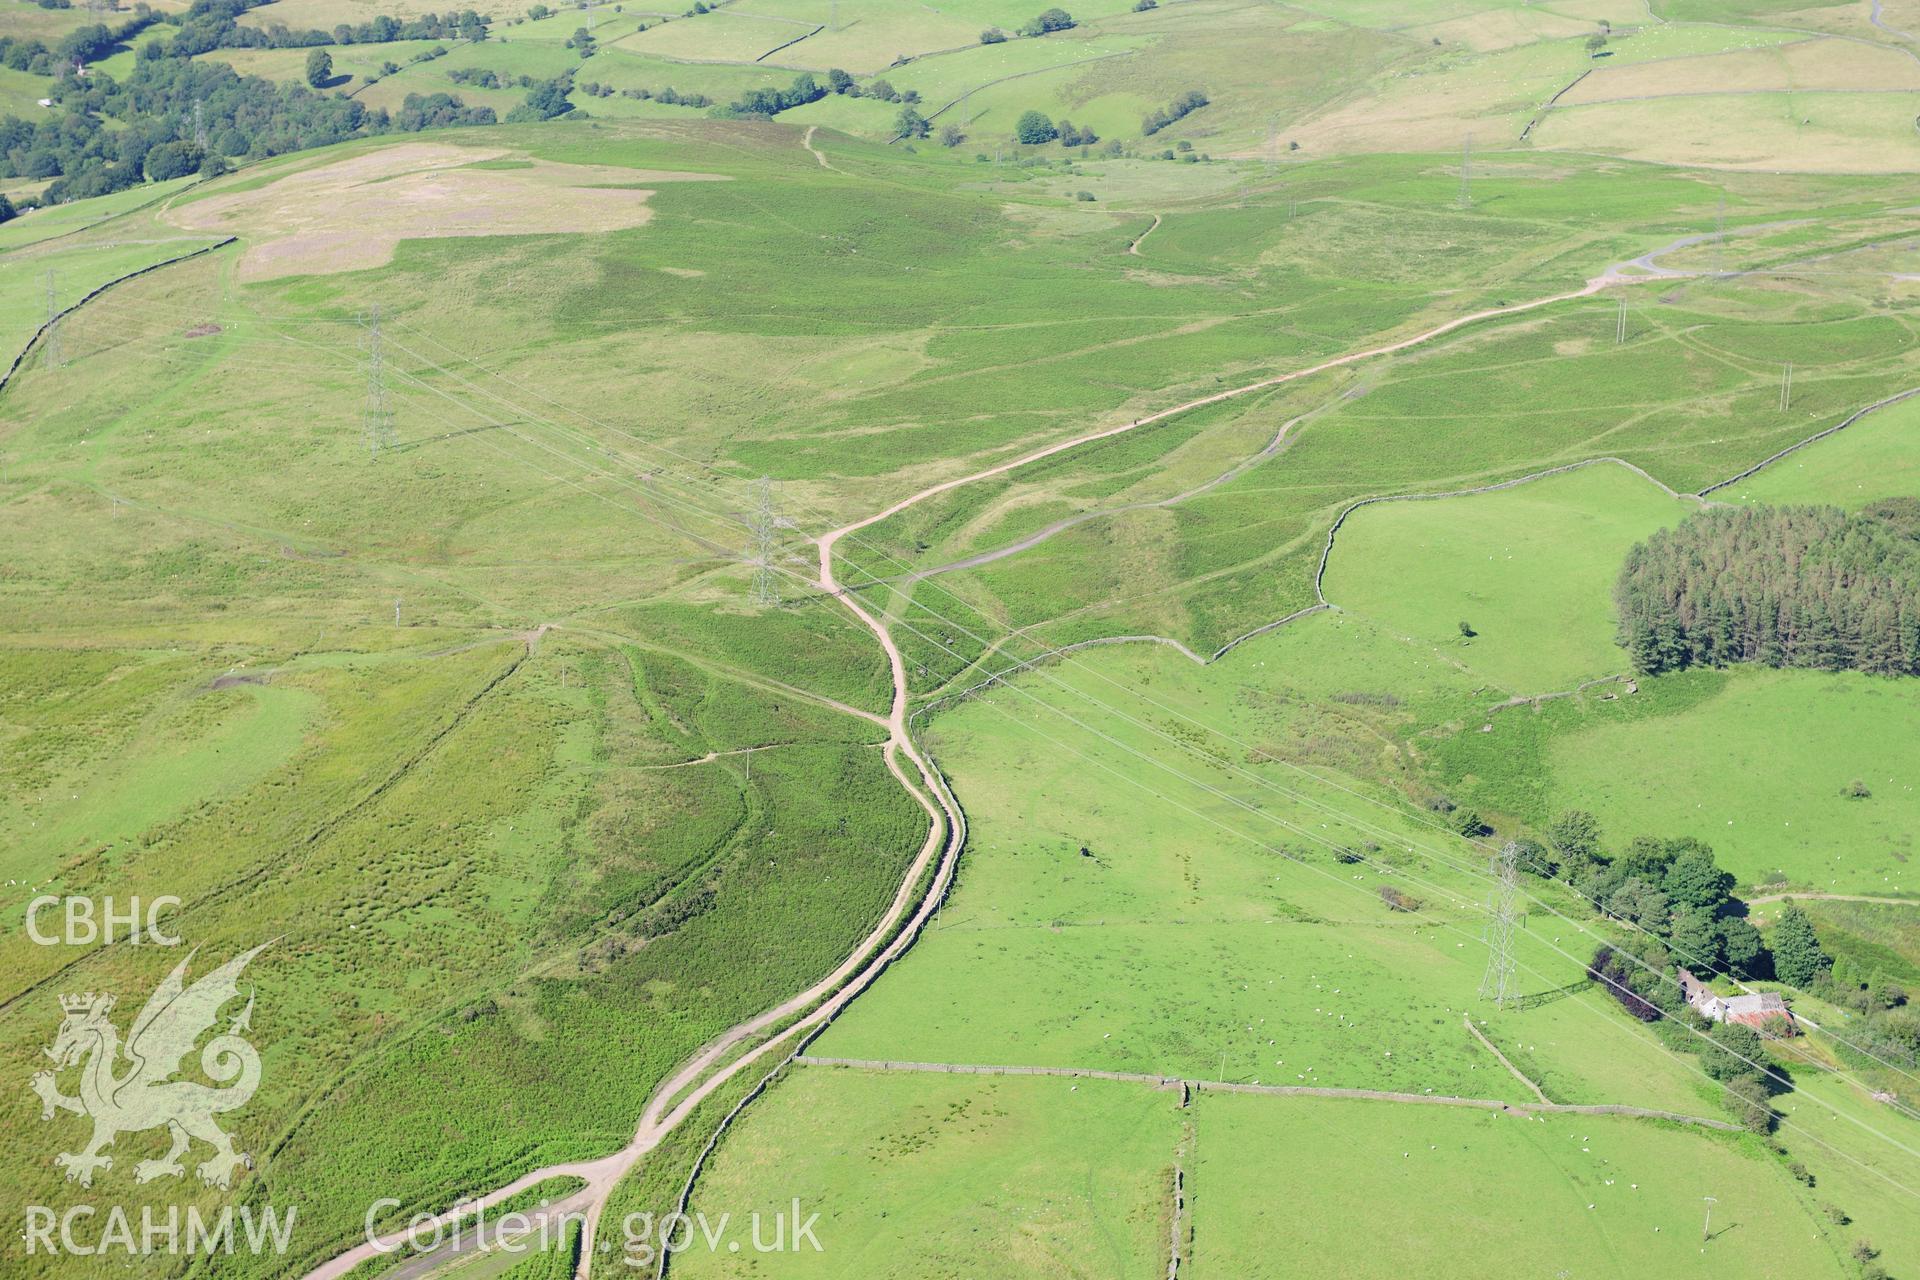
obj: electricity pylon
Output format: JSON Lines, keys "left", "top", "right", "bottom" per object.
{"left": 42, "top": 271, "right": 61, "bottom": 369}
{"left": 1479, "top": 840, "right": 1521, "bottom": 1009}
{"left": 363, "top": 305, "right": 395, "bottom": 459}
{"left": 747, "top": 476, "right": 779, "bottom": 606}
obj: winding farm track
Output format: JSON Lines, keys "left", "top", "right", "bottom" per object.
{"left": 300, "top": 705, "right": 963, "bottom": 1279}
{"left": 801, "top": 125, "right": 834, "bottom": 170}
{"left": 816, "top": 268, "right": 1651, "bottom": 578}
{"left": 306, "top": 415, "right": 971, "bottom": 1278}
{"left": 1872, "top": 0, "right": 1918, "bottom": 42}
{"left": 1129, "top": 213, "right": 1162, "bottom": 256}
{"left": 298, "top": 207, "right": 1855, "bottom": 1280}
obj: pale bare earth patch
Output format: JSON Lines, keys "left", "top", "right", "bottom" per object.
{"left": 1285, "top": 54, "right": 1564, "bottom": 155}
{"left": 165, "top": 142, "right": 728, "bottom": 280}
{"left": 1559, "top": 37, "right": 1920, "bottom": 106}
{"left": 1532, "top": 92, "right": 1920, "bottom": 172}
{"left": 1403, "top": 7, "right": 1599, "bottom": 54}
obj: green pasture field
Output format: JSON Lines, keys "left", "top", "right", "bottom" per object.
{"left": 722, "top": 0, "right": 1154, "bottom": 72}
{"left": 1724, "top": 392, "right": 1920, "bottom": 509}
{"left": 1768, "top": 1070, "right": 1920, "bottom": 1272}
{"left": 0, "top": 662, "right": 316, "bottom": 885}
{"left": 788, "top": 24, "right": 1154, "bottom": 122}
{"left": 1281, "top": 22, "right": 1806, "bottom": 163}
{"left": 1286, "top": 0, "right": 1641, "bottom": 31}
{"left": 509, "top": 6, "right": 658, "bottom": 46}
{"left": 1653, "top": 0, "right": 1852, "bottom": 22}
{"left": 1320, "top": 462, "right": 1696, "bottom": 695}
{"left": 0, "top": 234, "right": 227, "bottom": 375}
{"left": 0, "top": 63, "right": 48, "bottom": 117}
{"left": 1477, "top": 987, "right": 1722, "bottom": 1116}
{"left": 781, "top": 0, "right": 1405, "bottom": 155}
{"left": 0, "top": 0, "right": 113, "bottom": 42}
{"left": 617, "top": 7, "right": 823, "bottom": 64}
{"left": 0, "top": 176, "right": 195, "bottom": 250}
{"left": 352, "top": 38, "right": 583, "bottom": 112}
{"left": 674, "top": 1066, "right": 1181, "bottom": 1278}
{"left": 574, "top": 44, "right": 798, "bottom": 101}
{"left": 1545, "top": 669, "right": 1920, "bottom": 894}
{"left": 124, "top": 0, "right": 1862, "bottom": 164}
{"left": 1188, "top": 1093, "right": 1846, "bottom": 1278}
{"left": 729, "top": 0, "right": 979, "bottom": 75}
{"left": 815, "top": 612, "right": 1713, "bottom": 1106}
{"left": 226, "top": 0, "right": 504, "bottom": 25}
{"left": 204, "top": 40, "right": 451, "bottom": 96}
{"left": 1438, "top": 662, "right": 1920, "bottom": 894}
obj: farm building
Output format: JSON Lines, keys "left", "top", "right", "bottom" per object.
{"left": 1679, "top": 969, "right": 1797, "bottom": 1033}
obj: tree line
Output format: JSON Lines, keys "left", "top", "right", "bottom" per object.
{"left": 1533, "top": 814, "right": 1766, "bottom": 977}
{"left": 727, "top": 72, "right": 827, "bottom": 117}
{"left": 571, "top": 80, "right": 713, "bottom": 108}
{"left": 1141, "top": 87, "right": 1206, "bottom": 136}
{"left": 1616, "top": 500, "right": 1920, "bottom": 677}
{"left": 724, "top": 70, "right": 919, "bottom": 118}
{"left": 0, "top": 53, "right": 491, "bottom": 202}
{"left": 3, "top": 6, "right": 162, "bottom": 74}
{"left": 980, "top": 7, "right": 1074, "bottom": 42}
{"left": 166, "top": 0, "right": 488, "bottom": 57}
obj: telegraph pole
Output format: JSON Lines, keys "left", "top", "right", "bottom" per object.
{"left": 1615, "top": 296, "right": 1628, "bottom": 345}
{"left": 1779, "top": 362, "right": 1793, "bottom": 412}
{"left": 1479, "top": 841, "right": 1520, "bottom": 1009}
{"left": 1458, "top": 134, "right": 1473, "bottom": 210}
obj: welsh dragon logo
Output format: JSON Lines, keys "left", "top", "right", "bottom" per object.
{"left": 31, "top": 943, "right": 269, "bottom": 1190}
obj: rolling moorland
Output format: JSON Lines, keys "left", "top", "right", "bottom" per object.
{"left": 2, "top": 0, "right": 1919, "bottom": 1276}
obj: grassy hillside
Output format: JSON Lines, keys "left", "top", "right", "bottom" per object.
{"left": 2, "top": 0, "right": 1918, "bottom": 1268}
{"left": 1190, "top": 1094, "right": 1843, "bottom": 1278}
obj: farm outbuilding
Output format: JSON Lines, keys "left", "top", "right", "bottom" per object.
{"left": 1679, "top": 969, "right": 1797, "bottom": 1034}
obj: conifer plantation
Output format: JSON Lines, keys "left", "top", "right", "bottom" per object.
{"left": 1615, "top": 502, "right": 1920, "bottom": 676}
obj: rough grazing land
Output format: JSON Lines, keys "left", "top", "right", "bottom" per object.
{"left": 166, "top": 143, "right": 725, "bottom": 279}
